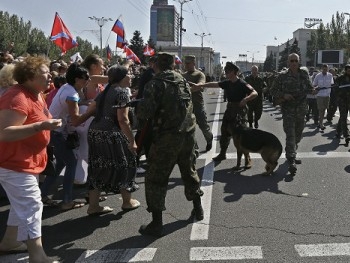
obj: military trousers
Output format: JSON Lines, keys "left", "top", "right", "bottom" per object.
{"left": 247, "top": 98, "right": 263, "bottom": 124}
{"left": 193, "top": 102, "right": 213, "bottom": 142}
{"left": 145, "top": 131, "right": 203, "bottom": 212}
{"left": 281, "top": 104, "right": 307, "bottom": 160}
{"left": 337, "top": 98, "right": 350, "bottom": 138}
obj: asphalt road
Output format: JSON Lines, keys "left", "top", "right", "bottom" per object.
{"left": 2, "top": 88, "right": 350, "bottom": 263}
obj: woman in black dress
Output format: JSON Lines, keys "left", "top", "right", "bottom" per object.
{"left": 86, "top": 64, "right": 139, "bottom": 216}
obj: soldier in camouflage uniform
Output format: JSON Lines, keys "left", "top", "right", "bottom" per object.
{"left": 335, "top": 65, "right": 350, "bottom": 142}
{"left": 265, "top": 71, "right": 278, "bottom": 103}
{"left": 270, "top": 53, "right": 314, "bottom": 175}
{"left": 182, "top": 55, "right": 213, "bottom": 151}
{"left": 136, "top": 53, "right": 204, "bottom": 237}
{"left": 245, "top": 65, "right": 266, "bottom": 128}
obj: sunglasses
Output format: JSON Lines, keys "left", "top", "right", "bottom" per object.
{"left": 289, "top": 60, "right": 299, "bottom": 63}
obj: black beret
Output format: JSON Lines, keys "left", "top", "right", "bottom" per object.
{"left": 224, "top": 62, "right": 239, "bottom": 72}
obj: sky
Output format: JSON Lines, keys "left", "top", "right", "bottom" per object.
{"left": 1, "top": 0, "right": 349, "bottom": 64}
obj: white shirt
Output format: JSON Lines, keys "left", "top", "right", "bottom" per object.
{"left": 49, "top": 83, "right": 80, "bottom": 133}
{"left": 312, "top": 72, "right": 334, "bottom": 97}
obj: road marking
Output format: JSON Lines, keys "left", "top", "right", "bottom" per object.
{"left": 295, "top": 243, "right": 350, "bottom": 257}
{"left": 190, "top": 90, "right": 222, "bottom": 240}
{"left": 0, "top": 253, "right": 29, "bottom": 263}
{"left": 190, "top": 246, "right": 263, "bottom": 261}
{"left": 198, "top": 151, "right": 350, "bottom": 160}
{"left": 75, "top": 248, "right": 157, "bottom": 262}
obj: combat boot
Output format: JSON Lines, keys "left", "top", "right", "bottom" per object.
{"left": 192, "top": 196, "right": 204, "bottom": 221}
{"left": 205, "top": 134, "right": 214, "bottom": 152}
{"left": 139, "top": 211, "right": 163, "bottom": 237}
{"left": 212, "top": 152, "right": 226, "bottom": 162}
{"left": 288, "top": 158, "right": 297, "bottom": 175}
{"left": 254, "top": 121, "right": 259, "bottom": 129}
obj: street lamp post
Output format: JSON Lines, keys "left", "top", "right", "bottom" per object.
{"left": 88, "top": 16, "right": 113, "bottom": 56}
{"left": 247, "top": 50, "right": 259, "bottom": 64}
{"left": 194, "top": 32, "right": 211, "bottom": 69}
{"left": 239, "top": 54, "right": 247, "bottom": 71}
{"left": 175, "top": 0, "right": 192, "bottom": 60}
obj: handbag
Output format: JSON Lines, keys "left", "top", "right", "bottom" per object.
{"left": 66, "top": 131, "right": 80, "bottom": 149}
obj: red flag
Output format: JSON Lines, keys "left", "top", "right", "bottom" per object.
{"left": 143, "top": 44, "right": 155, "bottom": 56}
{"left": 106, "top": 45, "right": 112, "bottom": 61}
{"left": 50, "top": 12, "right": 78, "bottom": 54}
{"left": 124, "top": 46, "right": 141, "bottom": 64}
{"left": 175, "top": 55, "right": 182, "bottom": 64}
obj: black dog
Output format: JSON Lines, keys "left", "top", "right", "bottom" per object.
{"left": 229, "top": 122, "right": 283, "bottom": 176}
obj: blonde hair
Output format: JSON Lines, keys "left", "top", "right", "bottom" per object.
{"left": 0, "top": 63, "right": 17, "bottom": 88}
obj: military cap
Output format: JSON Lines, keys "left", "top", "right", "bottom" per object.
{"left": 157, "top": 52, "right": 174, "bottom": 70}
{"left": 345, "top": 64, "right": 350, "bottom": 70}
{"left": 224, "top": 61, "right": 239, "bottom": 73}
{"left": 184, "top": 55, "right": 196, "bottom": 63}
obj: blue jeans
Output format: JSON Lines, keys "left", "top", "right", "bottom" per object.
{"left": 40, "top": 131, "right": 78, "bottom": 204}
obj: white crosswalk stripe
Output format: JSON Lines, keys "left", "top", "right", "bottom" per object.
{"left": 6, "top": 243, "right": 350, "bottom": 262}
{"left": 75, "top": 248, "right": 157, "bottom": 262}
{"left": 190, "top": 246, "right": 263, "bottom": 261}
{"left": 295, "top": 243, "right": 350, "bottom": 257}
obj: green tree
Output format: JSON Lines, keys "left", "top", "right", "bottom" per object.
{"left": 278, "top": 40, "right": 290, "bottom": 70}
{"left": 129, "top": 30, "right": 144, "bottom": 63}
{"left": 263, "top": 51, "right": 275, "bottom": 72}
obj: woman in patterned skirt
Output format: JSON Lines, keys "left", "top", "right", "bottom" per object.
{"left": 86, "top": 64, "right": 140, "bottom": 216}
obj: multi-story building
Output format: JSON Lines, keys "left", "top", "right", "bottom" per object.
{"left": 150, "top": 0, "right": 218, "bottom": 75}
{"left": 266, "top": 28, "right": 313, "bottom": 69}
{"left": 150, "top": 0, "right": 179, "bottom": 46}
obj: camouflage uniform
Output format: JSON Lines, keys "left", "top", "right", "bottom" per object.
{"left": 245, "top": 74, "right": 266, "bottom": 127}
{"left": 137, "top": 70, "right": 203, "bottom": 212}
{"left": 335, "top": 73, "right": 350, "bottom": 138}
{"left": 270, "top": 69, "right": 313, "bottom": 162}
{"left": 183, "top": 69, "right": 213, "bottom": 145}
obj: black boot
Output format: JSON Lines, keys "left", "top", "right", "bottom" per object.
{"left": 254, "top": 121, "right": 259, "bottom": 129}
{"left": 212, "top": 152, "right": 226, "bottom": 162}
{"left": 288, "top": 159, "right": 297, "bottom": 175}
{"left": 192, "top": 196, "right": 204, "bottom": 221}
{"left": 139, "top": 211, "right": 163, "bottom": 237}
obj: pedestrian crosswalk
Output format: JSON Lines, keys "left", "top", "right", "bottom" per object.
{"left": 4, "top": 242, "right": 350, "bottom": 262}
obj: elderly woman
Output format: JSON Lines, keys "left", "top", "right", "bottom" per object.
{"left": 40, "top": 63, "right": 92, "bottom": 211}
{"left": 0, "top": 63, "right": 17, "bottom": 97}
{"left": 86, "top": 64, "right": 140, "bottom": 216}
{"left": 0, "top": 56, "right": 61, "bottom": 262}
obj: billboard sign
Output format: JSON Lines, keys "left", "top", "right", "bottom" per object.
{"left": 317, "top": 50, "right": 344, "bottom": 64}
{"left": 304, "top": 18, "right": 322, "bottom": 28}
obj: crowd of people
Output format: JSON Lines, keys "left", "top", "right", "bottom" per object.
{"left": 1, "top": 48, "right": 350, "bottom": 262}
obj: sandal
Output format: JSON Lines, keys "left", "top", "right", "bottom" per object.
{"left": 61, "top": 201, "right": 85, "bottom": 211}
{"left": 84, "top": 195, "right": 107, "bottom": 203}
{"left": 42, "top": 196, "right": 59, "bottom": 207}
{"left": 87, "top": 206, "right": 113, "bottom": 216}
{"left": 122, "top": 199, "right": 140, "bottom": 212}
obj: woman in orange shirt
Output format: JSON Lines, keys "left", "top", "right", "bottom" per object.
{"left": 0, "top": 56, "right": 61, "bottom": 263}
